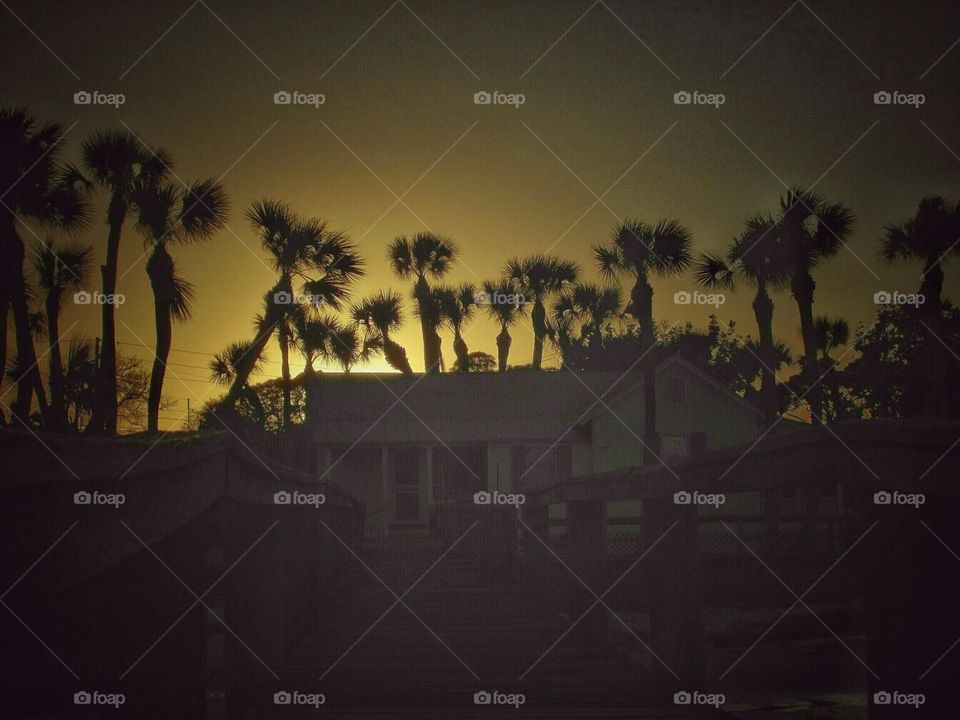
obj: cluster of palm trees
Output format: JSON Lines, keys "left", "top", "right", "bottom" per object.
{"left": 3, "top": 107, "right": 958, "bottom": 437}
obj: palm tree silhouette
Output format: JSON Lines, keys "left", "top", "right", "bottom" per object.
{"left": 504, "top": 254, "right": 579, "bottom": 369}
{"left": 210, "top": 339, "right": 267, "bottom": 424}
{"left": 694, "top": 214, "right": 791, "bottom": 424}
{"left": 882, "top": 196, "right": 960, "bottom": 416}
{"left": 813, "top": 316, "right": 850, "bottom": 422}
{"left": 387, "top": 233, "right": 457, "bottom": 373}
{"left": 779, "top": 189, "right": 854, "bottom": 424}
{"left": 351, "top": 290, "right": 413, "bottom": 374}
{"left": 480, "top": 279, "right": 526, "bottom": 371}
{"left": 552, "top": 283, "right": 623, "bottom": 364}
{"left": 327, "top": 323, "right": 381, "bottom": 373}
{"left": 132, "top": 179, "right": 229, "bottom": 432}
{"left": 0, "top": 108, "right": 89, "bottom": 423}
{"left": 245, "top": 200, "right": 363, "bottom": 426}
{"left": 31, "top": 239, "right": 93, "bottom": 429}
{"left": 436, "top": 283, "right": 478, "bottom": 371}
{"left": 83, "top": 129, "right": 168, "bottom": 434}
{"left": 595, "top": 219, "right": 692, "bottom": 455}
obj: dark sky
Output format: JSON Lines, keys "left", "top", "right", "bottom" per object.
{"left": 3, "top": 0, "right": 959, "bottom": 428}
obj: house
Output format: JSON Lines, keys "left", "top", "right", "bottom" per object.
{"left": 307, "top": 355, "right": 764, "bottom": 539}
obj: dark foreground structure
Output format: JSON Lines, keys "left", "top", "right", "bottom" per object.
{"left": 1, "top": 419, "right": 958, "bottom": 718}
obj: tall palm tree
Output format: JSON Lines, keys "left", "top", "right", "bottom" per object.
{"left": 295, "top": 314, "right": 345, "bottom": 375}
{"left": 504, "top": 254, "right": 579, "bottom": 369}
{"left": 779, "top": 189, "right": 854, "bottom": 424}
{"left": 83, "top": 129, "right": 168, "bottom": 434}
{"left": 132, "top": 179, "right": 229, "bottom": 432}
{"left": 351, "top": 290, "right": 413, "bottom": 374}
{"left": 387, "top": 233, "right": 457, "bottom": 373}
{"left": 882, "top": 196, "right": 960, "bottom": 416}
{"left": 210, "top": 339, "right": 267, "bottom": 424}
{"left": 244, "top": 200, "right": 363, "bottom": 426}
{"left": 694, "top": 215, "right": 792, "bottom": 424}
{"left": 813, "top": 316, "right": 850, "bottom": 423}
{"left": 437, "top": 283, "right": 478, "bottom": 371}
{"left": 595, "top": 218, "right": 692, "bottom": 455}
{"left": 552, "top": 283, "right": 623, "bottom": 362}
{"left": 0, "top": 109, "right": 89, "bottom": 423}
{"left": 31, "top": 239, "right": 93, "bottom": 429}
{"left": 480, "top": 279, "right": 526, "bottom": 371}
{"left": 63, "top": 337, "right": 97, "bottom": 432}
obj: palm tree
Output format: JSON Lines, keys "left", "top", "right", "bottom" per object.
{"left": 387, "top": 233, "right": 457, "bottom": 373}
{"left": 210, "top": 339, "right": 267, "bottom": 424}
{"left": 31, "top": 239, "right": 93, "bottom": 429}
{"left": 779, "top": 189, "right": 854, "bottom": 424}
{"left": 351, "top": 290, "right": 413, "bottom": 374}
{"left": 63, "top": 338, "right": 97, "bottom": 432}
{"left": 882, "top": 196, "right": 960, "bottom": 416}
{"left": 437, "top": 283, "right": 478, "bottom": 371}
{"left": 244, "top": 200, "right": 363, "bottom": 426}
{"left": 694, "top": 215, "right": 791, "bottom": 424}
{"left": 813, "top": 316, "right": 850, "bottom": 422}
{"left": 552, "top": 283, "right": 623, "bottom": 365}
{"left": 480, "top": 279, "right": 526, "bottom": 371}
{"left": 328, "top": 324, "right": 381, "bottom": 373}
{"left": 504, "top": 255, "right": 579, "bottom": 369}
{"left": 595, "top": 218, "right": 692, "bottom": 455}
{"left": 83, "top": 129, "right": 169, "bottom": 434}
{"left": 0, "top": 109, "right": 90, "bottom": 423}
{"left": 132, "top": 179, "right": 229, "bottom": 432}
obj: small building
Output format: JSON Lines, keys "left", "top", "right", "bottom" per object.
{"left": 308, "top": 355, "right": 764, "bottom": 540}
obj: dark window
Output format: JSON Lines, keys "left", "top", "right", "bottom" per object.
{"left": 664, "top": 377, "right": 685, "bottom": 402}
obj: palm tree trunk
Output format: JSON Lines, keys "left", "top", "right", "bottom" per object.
{"left": 382, "top": 333, "right": 413, "bottom": 375}
{"left": 453, "top": 331, "right": 468, "bottom": 370}
{"left": 792, "top": 270, "right": 822, "bottom": 424}
{"left": 45, "top": 292, "right": 69, "bottom": 430}
{"left": 632, "top": 276, "right": 660, "bottom": 460}
{"left": 531, "top": 298, "right": 546, "bottom": 369}
{"left": 752, "top": 284, "right": 778, "bottom": 425}
{"left": 279, "top": 321, "right": 292, "bottom": 427}
{"left": 93, "top": 196, "right": 125, "bottom": 435}
{"left": 147, "top": 292, "right": 171, "bottom": 434}
{"left": 496, "top": 326, "right": 511, "bottom": 372}
{"left": 223, "top": 320, "right": 275, "bottom": 410}
{"left": 3, "top": 219, "right": 43, "bottom": 424}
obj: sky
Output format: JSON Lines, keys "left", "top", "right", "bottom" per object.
{"left": 3, "top": 0, "right": 959, "bottom": 430}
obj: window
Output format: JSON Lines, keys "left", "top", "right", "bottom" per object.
{"left": 664, "top": 377, "right": 685, "bottom": 402}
